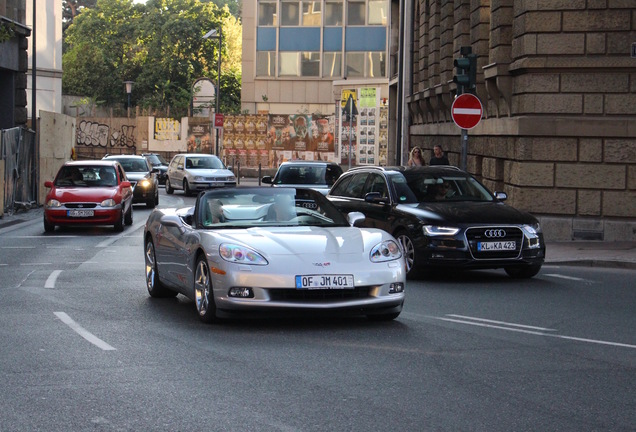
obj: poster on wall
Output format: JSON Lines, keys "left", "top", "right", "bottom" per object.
{"left": 221, "top": 114, "right": 337, "bottom": 168}
{"left": 154, "top": 118, "right": 181, "bottom": 141}
{"left": 357, "top": 87, "right": 379, "bottom": 166}
{"left": 187, "top": 123, "right": 211, "bottom": 153}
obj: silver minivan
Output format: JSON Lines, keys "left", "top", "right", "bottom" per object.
{"left": 165, "top": 153, "right": 236, "bottom": 196}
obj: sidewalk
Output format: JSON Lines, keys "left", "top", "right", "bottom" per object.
{"left": 1, "top": 202, "right": 635, "bottom": 270}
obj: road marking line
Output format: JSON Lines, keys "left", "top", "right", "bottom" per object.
{"left": 434, "top": 316, "right": 636, "bottom": 349}
{"left": 21, "top": 263, "right": 51, "bottom": 266}
{"left": 446, "top": 314, "right": 556, "bottom": 331}
{"left": 54, "top": 312, "right": 116, "bottom": 351}
{"left": 543, "top": 273, "right": 588, "bottom": 282}
{"left": 1, "top": 246, "right": 36, "bottom": 249}
{"left": 45, "top": 270, "right": 63, "bottom": 289}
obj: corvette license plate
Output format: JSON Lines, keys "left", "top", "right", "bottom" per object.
{"left": 67, "top": 209, "right": 94, "bottom": 217}
{"left": 478, "top": 241, "right": 516, "bottom": 251}
{"left": 296, "top": 274, "right": 354, "bottom": 290}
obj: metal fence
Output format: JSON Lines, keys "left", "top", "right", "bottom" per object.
{"left": 1, "top": 127, "right": 37, "bottom": 215}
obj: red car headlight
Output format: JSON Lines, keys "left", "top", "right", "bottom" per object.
{"left": 101, "top": 199, "right": 117, "bottom": 207}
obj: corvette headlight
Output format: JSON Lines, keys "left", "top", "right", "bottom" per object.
{"left": 219, "top": 243, "right": 268, "bottom": 265}
{"left": 370, "top": 240, "right": 402, "bottom": 262}
{"left": 101, "top": 199, "right": 116, "bottom": 207}
{"left": 423, "top": 225, "right": 460, "bottom": 236}
{"left": 46, "top": 199, "right": 61, "bottom": 208}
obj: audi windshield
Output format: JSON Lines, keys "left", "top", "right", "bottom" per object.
{"left": 399, "top": 171, "right": 494, "bottom": 203}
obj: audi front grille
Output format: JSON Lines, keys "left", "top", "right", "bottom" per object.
{"left": 465, "top": 226, "right": 524, "bottom": 259}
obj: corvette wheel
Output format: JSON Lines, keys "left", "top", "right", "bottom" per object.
{"left": 145, "top": 239, "right": 177, "bottom": 298}
{"left": 395, "top": 230, "right": 418, "bottom": 278}
{"left": 194, "top": 256, "right": 217, "bottom": 323}
{"left": 166, "top": 179, "right": 174, "bottom": 194}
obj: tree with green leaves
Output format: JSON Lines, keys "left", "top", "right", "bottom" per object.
{"left": 63, "top": 0, "right": 242, "bottom": 117}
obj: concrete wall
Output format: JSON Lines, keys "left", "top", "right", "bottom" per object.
{"left": 38, "top": 111, "right": 76, "bottom": 205}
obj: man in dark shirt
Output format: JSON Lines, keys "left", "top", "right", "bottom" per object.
{"left": 430, "top": 145, "right": 450, "bottom": 165}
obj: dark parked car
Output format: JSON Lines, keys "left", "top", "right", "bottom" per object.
{"left": 261, "top": 160, "right": 343, "bottom": 195}
{"left": 142, "top": 153, "right": 169, "bottom": 185}
{"left": 102, "top": 155, "right": 159, "bottom": 208}
{"left": 326, "top": 166, "right": 545, "bottom": 279}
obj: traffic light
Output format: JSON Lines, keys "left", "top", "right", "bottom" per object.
{"left": 453, "top": 51, "right": 477, "bottom": 95}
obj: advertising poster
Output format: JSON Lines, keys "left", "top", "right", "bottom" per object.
{"left": 154, "top": 118, "right": 181, "bottom": 141}
{"left": 357, "top": 87, "right": 379, "bottom": 166}
{"left": 268, "top": 115, "right": 291, "bottom": 150}
{"left": 186, "top": 122, "right": 211, "bottom": 153}
{"left": 289, "top": 114, "right": 312, "bottom": 152}
{"left": 311, "top": 115, "right": 336, "bottom": 153}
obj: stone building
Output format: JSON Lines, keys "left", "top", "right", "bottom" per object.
{"left": 0, "top": 0, "right": 30, "bottom": 129}
{"left": 395, "top": 1, "right": 635, "bottom": 241}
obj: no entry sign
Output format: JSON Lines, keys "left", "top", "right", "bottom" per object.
{"left": 451, "top": 93, "right": 483, "bottom": 130}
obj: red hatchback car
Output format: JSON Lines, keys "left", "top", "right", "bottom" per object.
{"left": 44, "top": 160, "right": 134, "bottom": 232}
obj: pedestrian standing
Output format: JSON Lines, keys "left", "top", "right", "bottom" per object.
{"left": 430, "top": 145, "right": 450, "bottom": 165}
{"left": 407, "top": 146, "right": 425, "bottom": 166}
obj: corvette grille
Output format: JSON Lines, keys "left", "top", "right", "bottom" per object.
{"left": 269, "top": 287, "right": 371, "bottom": 302}
{"left": 466, "top": 226, "right": 523, "bottom": 259}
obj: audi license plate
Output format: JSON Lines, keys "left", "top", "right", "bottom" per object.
{"left": 67, "top": 209, "right": 94, "bottom": 217}
{"left": 296, "top": 274, "right": 354, "bottom": 290}
{"left": 478, "top": 241, "right": 515, "bottom": 251}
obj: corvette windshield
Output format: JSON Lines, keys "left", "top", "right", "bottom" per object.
{"left": 198, "top": 188, "right": 350, "bottom": 229}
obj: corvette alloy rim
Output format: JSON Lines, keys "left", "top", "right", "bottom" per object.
{"left": 145, "top": 241, "right": 155, "bottom": 291}
{"left": 194, "top": 260, "right": 210, "bottom": 315}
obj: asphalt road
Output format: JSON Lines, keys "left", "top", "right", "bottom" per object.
{"left": 0, "top": 189, "right": 634, "bottom": 431}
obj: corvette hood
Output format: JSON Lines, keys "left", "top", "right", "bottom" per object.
{"left": 399, "top": 201, "right": 538, "bottom": 225}
{"left": 51, "top": 187, "right": 118, "bottom": 203}
{"left": 207, "top": 226, "right": 386, "bottom": 257}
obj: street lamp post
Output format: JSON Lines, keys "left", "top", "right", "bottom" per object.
{"left": 203, "top": 28, "right": 222, "bottom": 156}
{"left": 124, "top": 81, "right": 134, "bottom": 118}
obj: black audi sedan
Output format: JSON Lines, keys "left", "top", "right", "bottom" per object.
{"left": 326, "top": 166, "right": 545, "bottom": 279}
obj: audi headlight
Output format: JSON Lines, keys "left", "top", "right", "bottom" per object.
{"left": 522, "top": 223, "right": 542, "bottom": 249}
{"left": 370, "top": 240, "right": 402, "bottom": 262}
{"left": 101, "top": 199, "right": 116, "bottom": 207}
{"left": 46, "top": 199, "right": 61, "bottom": 208}
{"left": 423, "top": 225, "right": 460, "bottom": 236}
{"left": 219, "top": 243, "right": 268, "bottom": 265}
{"left": 522, "top": 223, "right": 542, "bottom": 235}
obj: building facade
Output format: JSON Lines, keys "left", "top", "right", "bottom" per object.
{"left": 396, "top": 0, "right": 636, "bottom": 241}
{"left": 0, "top": 0, "right": 31, "bottom": 129}
{"left": 241, "top": 0, "right": 392, "bottom": 166}
{"left": 25, "top": 0, "right": 63, "bottom": 120}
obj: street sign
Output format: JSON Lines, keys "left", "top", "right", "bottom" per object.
{"left": 451, "top": 93, "right": 483, "bottom": 130}
{"left": 214, "top": 113, "right": 224, "bottom": 128}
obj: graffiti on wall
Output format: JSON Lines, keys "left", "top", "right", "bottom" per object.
{"left": 76, "top": 120, "right": 137, "bottom": 149}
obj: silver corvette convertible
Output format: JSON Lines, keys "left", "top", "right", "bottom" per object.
{"left": 143, "top": 187, "right": 406, "bottom": 323}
